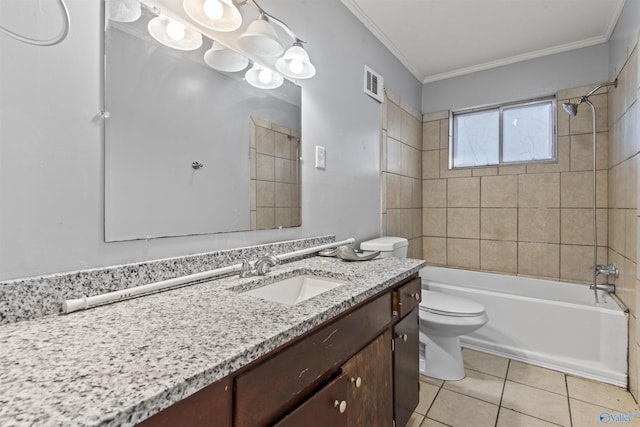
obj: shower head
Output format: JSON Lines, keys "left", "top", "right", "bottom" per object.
{"left": 562, "top": 102, "right": 579, "bottom": 116}
{"left": 561, "top": 79, "right": 617, "bottom": 116}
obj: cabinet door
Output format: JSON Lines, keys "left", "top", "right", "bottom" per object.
{"left": 342, "top": 331, "right": 393, "bottom": 427}
{"left": 273, "top": 373, "right": 349, "bottom": 427}
{"left": 393, "top": 309, "right": 419, "bottom": 427}
{"left": 136, "top": 376, "right": 232, "bottom": 427}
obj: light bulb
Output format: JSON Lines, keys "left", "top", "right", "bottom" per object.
{"left": 203, "top": 0, "right": 224, "bottom": 19}
{"left": 166, "top": 21, "right": 185, "bottom": 41}
{"left": 258, "top": 69, "right": 272, "bottom": 84}
{"left": 289, "top": 59, "right": 304, "bottom": 74}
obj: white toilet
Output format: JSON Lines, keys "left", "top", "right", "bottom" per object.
{"left": 360, "top": 236, "right": 488, "bottom": 381}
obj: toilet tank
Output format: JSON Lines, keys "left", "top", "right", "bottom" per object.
{"left": 360, "top": 237, "right": 408, "bottom": 258}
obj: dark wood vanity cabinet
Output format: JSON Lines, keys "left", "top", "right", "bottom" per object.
{"left": 137, "top": 273, "right": 420, "bottom": 427}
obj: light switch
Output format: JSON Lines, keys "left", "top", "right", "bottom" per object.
{"left": 315, "top": 145, "right": 326, "bottom": 169}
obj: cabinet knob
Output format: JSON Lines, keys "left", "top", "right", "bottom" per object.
{"left": 411, "top": 292, "right": 420, "bottom": 301}
{"left": 334, "top": 400, "right": 347, "bottom": 413}
{"left": 350, "top": 376, "right": 362, "bottom": 388}
{"left": 396, "top": 333, "right": 408, "bottom": 342}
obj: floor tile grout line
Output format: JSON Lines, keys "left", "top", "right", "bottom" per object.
{"left": 493, "top": 359, "right": 510, "bottom": 427}
{"left": 565, "top": 374, "right": 574, "bottom": 427}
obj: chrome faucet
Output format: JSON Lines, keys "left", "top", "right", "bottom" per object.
{"left": 238, "top": 253, "right": 280, "bottom": 277}
{"left": 595, "top": 264, "right": 619, "bottom": 278}
{"left": 255, "top": 253, "right": 280, "bottom": 275}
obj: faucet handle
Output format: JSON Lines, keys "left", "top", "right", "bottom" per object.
{"left": 239, "top": 258, "right": 252, "bottom": 278}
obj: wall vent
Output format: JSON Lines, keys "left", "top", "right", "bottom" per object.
{"left": 364, "top": 65, "right": 384, "bottom": 103}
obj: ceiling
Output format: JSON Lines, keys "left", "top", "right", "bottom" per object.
{"left": 340, "top": 0, "right": 626, "bottom": 84}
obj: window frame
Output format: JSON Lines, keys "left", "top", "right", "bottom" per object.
{"left": 448, "top": 96, "right": 557, "bottom": 170}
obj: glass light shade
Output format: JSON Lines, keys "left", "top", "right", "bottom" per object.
{"left": 183, "top": 0, "right": 242, "bottom": 32}
{"left": 238, "top": 16, "right": 284, "bottom": 57}
{"left": 275, "top": 43, "right": 316, "bottom": 79}
{"left": 107, "top": 0, "right": 141, "bottom": 23}
{"left": 204, "top": 41, "right": 249, "bottom": 72}
{"left": 147, "top": 16, "right": 203, "bottom": 51}
{"left": 245, "top": 64, "right": 283, "bottom": 89}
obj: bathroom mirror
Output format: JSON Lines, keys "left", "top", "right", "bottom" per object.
{"left": 104, "top": 4, "right": 301, "bottom": 241}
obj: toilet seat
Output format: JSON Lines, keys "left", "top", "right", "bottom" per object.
{"left": 420, "top": 290, "right": 485, "bottom": 317}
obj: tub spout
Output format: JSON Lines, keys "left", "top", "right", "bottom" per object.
{"left": 590, "top": 283, "right": 615, "bottom": 293}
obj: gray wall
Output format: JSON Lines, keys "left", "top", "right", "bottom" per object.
{"left": 609, "top": 0, "right": 640, "bottom": 79}
{"left": 422, "top": 43, "right": 611, "bottom": 113}
{"left": 0, "top": 0, "right": 421, "bottom": 280}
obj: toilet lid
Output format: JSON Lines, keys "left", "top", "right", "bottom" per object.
{"left": 420, "top": 290, "right": 485, "bottom": 316}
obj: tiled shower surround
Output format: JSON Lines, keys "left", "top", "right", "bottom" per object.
{"left": 0, "top": 235, "right": 333, "bottom": 325}
{"left": 381, "top": 91, "right": 423, "bottom": 259}
{"left": 421, "top": 92, "right": 609, "bottom": 283}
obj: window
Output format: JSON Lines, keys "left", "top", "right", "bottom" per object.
{"left": 450, "top": 97, "right": 556, "bottom": 169}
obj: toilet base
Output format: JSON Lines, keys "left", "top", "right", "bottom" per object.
{"left": 420, "top": 335, "right": 466, "bottom": 381}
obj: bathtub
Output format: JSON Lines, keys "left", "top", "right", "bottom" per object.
{"left": 420, "top": 266, "right": 629, "bottom": 387}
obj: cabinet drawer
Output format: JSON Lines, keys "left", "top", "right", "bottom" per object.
{"left": 393, "top": 277, "right": 421, "bottom": 319}
{"left": 273, "top": 373, "right": 349, "bottom": 427}
{"left": 235, "top": 292, "right": 392, "bottom": 427}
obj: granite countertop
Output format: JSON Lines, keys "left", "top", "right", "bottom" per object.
{"left": 0, "top": 255, "right": 425, "bottom": 427}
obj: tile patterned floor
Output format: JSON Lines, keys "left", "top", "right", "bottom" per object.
{"left": 408, "top": 348, "right": 640, "bottom": 427}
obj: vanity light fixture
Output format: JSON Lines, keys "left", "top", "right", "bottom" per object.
{"left": 245, "top": 63, "right": 284, "bottom": 89}
{"left": 107, "top": 0, "right": 142, "bottom": 23}
{"left": 148, "top": 15, "right": 203, "bottom": 50}
{"left": 183, "top": 0, "right": 242, "bottom": 32}
{"left": 275, "top": 40, "right": 316, "bottom": 79}
{"left": 238, "top": 13, "right": 284, "bottom": 58}
{"left": 204, "top": 41, "right": 249, "bottom": 72}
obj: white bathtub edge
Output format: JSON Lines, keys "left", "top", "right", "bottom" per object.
{"left": 460, "top": 338, "right": 627, "bottom": 388}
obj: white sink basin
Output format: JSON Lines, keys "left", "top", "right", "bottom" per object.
{"left": 242, "top": 275, "right": 347, "bottom": 305}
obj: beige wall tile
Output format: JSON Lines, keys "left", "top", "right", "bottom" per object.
{"left": 481, "top": 208, "right": 517, "bottom": 240}
{"left": 439, "top": 119, "right": 450, "bottom": 149}
{"left": 560, "top": 208, "right": 608, "bottom": 246}
{"left": 518, "top": 208, "right": 560, "bottom": 243}
{"left": 448, "top": 177, "right": 480, "bottom": 207}
{"left": 387, "top": 101, "right": 402, "bottom": 140}
{"left": 250, "top": 148, "right": 256, "bottom": 179}
{"left": 423, "top": 121, "right": 440, "bottom": 151}
{"left": 424, "top": 208, "right": 447, "bottom": 237}
{"left": 255, "top": 126, "right": 275, "bottom": 155}
{"left": 387, "top": 173, "right": 401, "bottom": 209}
{"left": 481, "top": 175, "right": 518, "bottom": 207}
{"left": 447, "top": 238, "right": 480, "bottom": 269}
{"left": 424, "top": 237, "right": 447, "bottom": 265}
{"left": 275, "top": 183, "right": 292, "bottom": 207}
{"left": 412, "top": 178, "right": 423, "bottom": 209}
{"left": 274, "top": 132, "right": 292, "bottom": 158}
{"left": 423, "top": 150, "right": 440, "bottom": 179}
{"left": 518, "top": 242, "right": 559, "bottom": 279}
{"left": 401, "top": 176, "right": 414, "bottom": 208}
{"left": 423, "top": 179, "right": 446, "bottom": 207}
{"left": 403, "top": 143, "right": 422, "bottom": 179}
{"left": 560, "top": 171, "right": 607, "bottom": 208}
{"left": 472, "top": 167, "right": 498, "bottom": 176}
{"left": 518, "top": 173, "right": 560, "bottom": 208}
{"left": 387, "top": 137, "right": 403, "bottom": 174}
{"left": 274, "top": 157, "right": 291, "bottom": 183}
{"left": 256, "top": 180, "right": 275, "bottom": 207}
{"left": 607, "top": 208, "right": 625, "bottom": 255}
{"left": 402, "top": 110, "right": 422, "bottom": 150}
{"left": 630, "top": 322, "right": 638, "bottom": 400}
{"left": 256, "top": 207, "right": 275, "bottom": 229}
{"left": 626, "top": 209, "right": 638, "bottom": 261}
{"left": 481, "top": 240, "right": 517, "bottom": 274}
{"left": 275, "top": 207, "right": 292, "bottom": 227}
{"left": 412, "top": 208, "right": 423, "bottom": 239}
{"left": 560, "top": 245, "right": 607, "bottom": 283}
{"left": 498, "top": 164, "right": 526, "bottom": 175}
{"left": 408, "top": 237, "right": 424, "bottom": 260}
{"left": 448, "top": 208, "right": 480, "bottom": 239}
{"left": 256, "top": 153, "right": 275, "bottom": 181}
{"left": 570, "top": 132, "right": 608, "bottom": 171}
